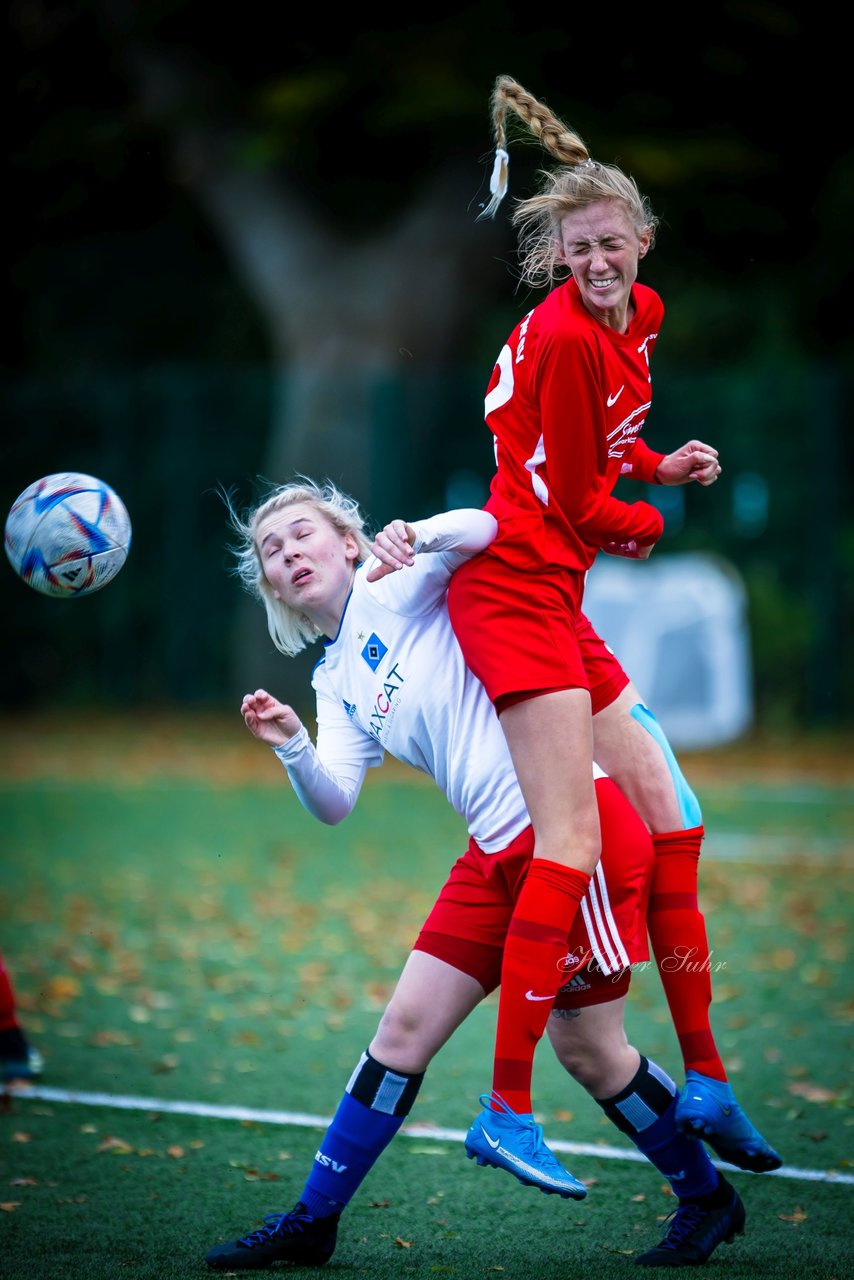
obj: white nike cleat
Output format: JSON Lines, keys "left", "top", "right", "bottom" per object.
{"left": 464, "top": 1091, "right": 587, "bottom": 1199}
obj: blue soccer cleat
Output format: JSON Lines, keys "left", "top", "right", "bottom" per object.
{"left": 465, "top": 1091, "right": 587, "bottom": 1199}
{"left": 635, "top": 1176, "right": 746, "bottom": 1266}
{"left": 675, "top": 1070, "right": 783, "bottom": 1173}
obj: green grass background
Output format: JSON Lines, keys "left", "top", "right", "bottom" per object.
{"left": 0, "top": 717, "right": 852, "bottom": 1279}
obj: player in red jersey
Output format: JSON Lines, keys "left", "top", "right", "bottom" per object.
{"left": 447, "top": 74, "right": 780, "bottom": 1174}
{"left": 0, "top": 951, "right": 44, "bottom": 1087}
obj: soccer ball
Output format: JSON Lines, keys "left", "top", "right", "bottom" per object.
{"left": 4, "top": 472, "right": 132, "bottom": 598}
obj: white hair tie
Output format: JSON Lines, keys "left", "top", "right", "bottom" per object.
{"left": 478, "top": 146, "right": 510, "bottom": 221}
{"left": 490, "top": 147, "right": 509, "bottom": 197}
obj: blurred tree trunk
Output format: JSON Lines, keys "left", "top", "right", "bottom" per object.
{"left": 101, "top": 28, "right": 501, "bottom": 504}
{"left": 184, "top": 143, "right": 493, "bottom": 509}
{"left": 103, "top": 31, "right": 504, "bottom": 695}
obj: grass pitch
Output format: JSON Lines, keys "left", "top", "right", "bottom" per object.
{"left": 0, "top": 714, "right": 851, "bottom": 1280}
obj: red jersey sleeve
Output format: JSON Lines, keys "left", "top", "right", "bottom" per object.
{"left": 536, "top": 326, "right": 664, "bottom": 547}
{"left": 623, "top": 437, "right": 666, "bottom": 484}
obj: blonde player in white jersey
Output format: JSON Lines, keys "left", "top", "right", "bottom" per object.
{"left": 204, "top": 477, "right": 745, "bottom": 1272}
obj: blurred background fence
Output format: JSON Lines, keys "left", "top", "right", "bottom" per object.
{"left": 7, "top": 4, "right": 851, "bottom": 739}
{"left": 3, "top": 358, "right": 849, "bottom": 732}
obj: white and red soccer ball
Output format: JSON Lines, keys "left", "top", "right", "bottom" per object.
{"left": 5, "top": 472, "right": 132, "bottom": 598}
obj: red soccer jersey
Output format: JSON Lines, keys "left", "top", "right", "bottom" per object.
{"left": 481, "top": 277, "right": 667, "bottom": 573}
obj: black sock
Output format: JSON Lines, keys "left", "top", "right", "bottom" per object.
{"left": 688, "top": 1173, "right": 731, "bottom": 1208}
{"left": 597, "top": 1056, "right": 718, "bottom": 1200}
{"left": 0, "top": 1026, "right": 29, "bottom": 1059}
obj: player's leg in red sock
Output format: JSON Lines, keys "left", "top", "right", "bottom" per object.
{"left": 590, "top": 688, "right": 725, "bottom": 1079}
{"left": 464, "top": 859, "right": 591, "bottom": 1200}
{"left": 648, "top": 827, "right": 725, "bottom": 1080}
{"left": 589, "top": 680, "right": 782, "bottom": 1171}
{"left": 492, "top": 859, "right": 591, "bottom": 1113}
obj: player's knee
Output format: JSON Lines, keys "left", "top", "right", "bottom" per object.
{"left": 371, "top": 997, "right": 427, "bottom": 1061}
{"left": 560, "top": 1037, "right": 640, "bottom": 1098}
{"left": 550, "top": 1024, "right": 612, "bottom": 1089}
{"left": 565, "top": 1045, "right": 616, "bottom": 1092}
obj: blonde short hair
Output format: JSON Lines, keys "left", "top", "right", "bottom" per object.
{"left": 225, "top": 476, "right": 374, "bottom": 656}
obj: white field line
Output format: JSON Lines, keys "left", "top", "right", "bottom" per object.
{"left": 16, "top": 1085, "right": 854, "bottom": 1187}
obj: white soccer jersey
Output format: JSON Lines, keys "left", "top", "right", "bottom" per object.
{"left": 275, "top": 508, "right": 604, "bottom": 854}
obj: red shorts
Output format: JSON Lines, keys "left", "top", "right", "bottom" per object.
{"left": 576, "top": 610, "right": 630, "bottom": 715}
{"left": 413, "top": 777, "right": 653, "bottom": 1010}
{"left": 447, "top": 554, "right": 628, "bottom": 714}
{"left": 447, "top": 553, "right": 588, "bottom": 704}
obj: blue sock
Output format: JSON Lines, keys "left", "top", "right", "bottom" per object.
{"left": 598, "top": 1055, "right": 718, "bottom": 1200}
{"left": 300, "top": 1048, "right": 424, "bottom": 1218}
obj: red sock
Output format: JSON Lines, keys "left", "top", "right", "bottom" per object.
{"left": 492, "top": 860, "right": 591, "bottom": 1114}
{"left": 0, "top": 953, "right": 19, "bottom": 1032}
{"left": 648, "top": 828, "right": 726, "bottom": 1080}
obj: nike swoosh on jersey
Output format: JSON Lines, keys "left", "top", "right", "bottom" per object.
{"left": 525, "top": 990, "right": 555, "bottom": 1001}
{"left": 480, "top": 1126, "right": 501, "bottom": 1149}
{"left": 607, "top": 386, "right": 625, "bottom": 407}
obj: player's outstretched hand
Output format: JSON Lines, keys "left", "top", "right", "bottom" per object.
{"left": 366, "top": 519, "right": 417, "bottom": 581}
{"left": 656, "top": 440, "right": 722, "bottom": 487}
{"left": 241, "top": 689, "right": 302, "bottom": 746}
